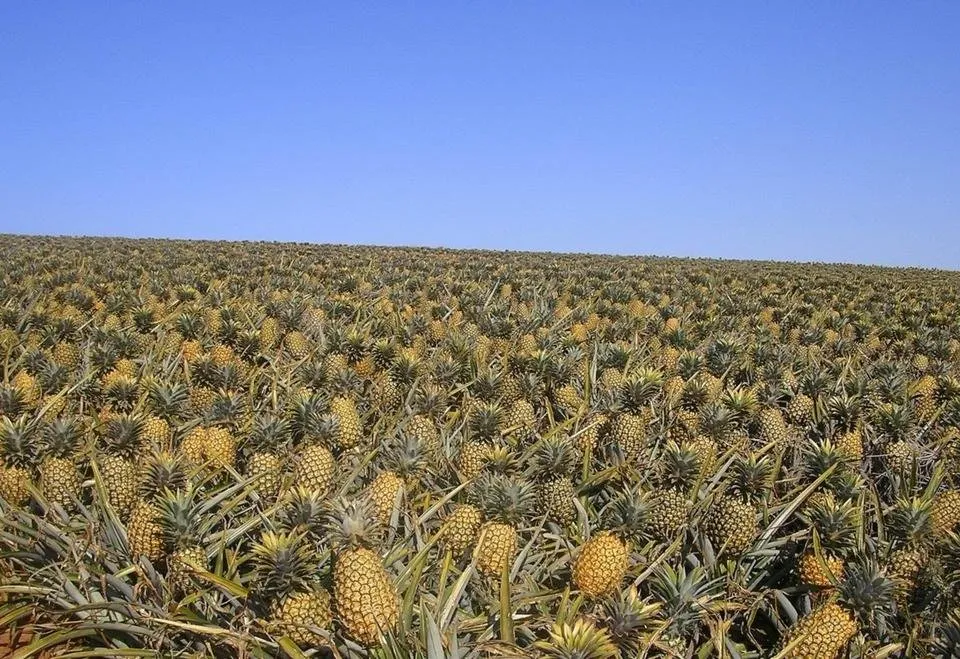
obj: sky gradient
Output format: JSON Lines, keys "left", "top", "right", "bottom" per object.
{"left": 1, "top": 3, "right": 958, "bottom": 268}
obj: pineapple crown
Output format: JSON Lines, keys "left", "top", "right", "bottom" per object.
{"left": 277, "top": 486, "right": 327, "bottom": 539}
{"left": 0, "top": 414, "right": 41, "bottom": 469}
{"left": 801, "top": 496, "right": 860, "bottom": 553}
{"left": 146, "top": 380, "right": 188, "bottom": 422}
{"left": 601, "top": 488, "right": 651, "bottom": 544}
{"left": 155, "top": 486, "right": 204, "bottom": 551}
{"left": 468, "top": 401, "right": 502, "bottom": 442}
{"left": 324, "top": 496, "right": 385, "bottom": 551}
{"left": 837, "top": 558, "right": 896, "bottom": 634}
{"left": 600, "top": 586, "right": 662, "bottom": 656}
{"left": 248, "top": 413, "right": 290, "bottom": 453}
{"left": 648, "top": 563, "right": 724, "bottom": 643}
{"left": 468, "top": 472, "right": 535, "bottom": 526}
{"left": 886, "top": 496, "right": 932, "bottom": 547}
{"left": 139, "top": 451, "right": 187, "bottom": 501}
{"left": 251, "top": 530, "right": 318, "bottom": 602}
{"left": 99, "top": 413, "right": 145, "bottom": 459}
{"left": 619, "top": 368, "right": 664, "bottom": 413}
{"left": 729, "top": 453, "right": 775, "bottom": 503}
{"left": 42, "top": 417, "right": 83, "bottom": 459}
{"left": 657, "top": 441, "right": 702, "bottom": 491}
{"left": 534, "top": 619, "right": 619, "bottom": 659}
{"left": 380, "top": 433, "right": 429, "bottom": 483}
{"left": 530, "top": 436, "right": 577, "bottom": 478}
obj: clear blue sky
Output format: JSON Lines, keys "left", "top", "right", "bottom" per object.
{"left": 2, "top": 3, "right": 958, "bottom": 268}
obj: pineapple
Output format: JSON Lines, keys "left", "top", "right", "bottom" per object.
{"left": 406, "top": 414, "right": 440, "bottom": 457}
{"left": 0, "top": 415, "right": 40, "bottom": 506}
{"left": 293, "top": 443, "right": 337, "bottom": 494}
{"left": 500, "top": 398, "right": 536, "bottom": 444}
{"left": 703, "top": 493, "right": 758, "bottom": 556}
{"left": 283, "top": 330, "right": 312, "bottom": 360}
{"left": 97, "top": 413, "right": 145, "bottom": 516}
{"left": 367, "top": 470, "right": 403, "bottom": 526}
{"left": 798, "top": 551, "right": 844, "bottom": 588}
{"left": 141, "top": 415, "right": 171, "bottom": 448}
{"left": 932, "top": 490, "right": 960, "bottom": 539}
{"left": 127, "top": 501, "right": 164, "bottom": 561}
{"left": 470, "top": 473, "right": 535, "bottom": 577}
{"left": 778, "top": 602, "right": 858, "bottom": 658}
{"left": 647, "top": 489, "right": 691, "bottom": 542}
{"left": 271, "top": 589, "right": 333, "bottom": 648}
{"left": 533, "top": 437, "right": 579, "bottom": 525}
{"left": 38, "top": 417, "right": 84, "bottom": 507}
{"left": 326, "top": 497, "right": 400, "bottom": 646}
{"left": 178, "top": 426, "right": 207, "bottom": 466}
{"left": 554, "top": 383, "right": 584, "bottom": 418}
{"left": 329, "top": 396, "right": 362, "bottom": 450}
{"left": 456, "top": 440, "right": 491, "bottom": 481}
{"left": 203, "top": 426, "right": 236, "bottom": 470}
{"left": 572, "top": 532, "right": 629, "bottom": 598}
{"left": 757, "top": 406, "right": 789, "bottom": 444}
{"left": 609, "top": 412, "right": 649, "bottom": 463}
{"left": 438, "top": 503, "right": 483, "bottom": 556}
{"left": 245, "top": 414, "right": 288, "bottom": 500}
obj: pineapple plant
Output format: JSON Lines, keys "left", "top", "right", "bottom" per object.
{"left": 470, "top": 472, "right": 535, "bottom": 577}
{"left": 96, "top": 413, "right": 145, "bottom": 516}
{"left": 38, "top": 416, "right": 84, "bottom": 507}
{"left": 325, "top": 497, "right": 401, "bottom": 646}
{"left": 0, "top": 415, "right": 40, "bottom": 506}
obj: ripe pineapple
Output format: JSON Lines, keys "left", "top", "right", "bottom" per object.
{"left": 203, "top": 426, "right": 236, "bottom": 470}
{"left": 141, "top": 415, "right": 171, "bottom": 448}
{"left": 500, "top": 398, "right": 536, "bottom": 444}
{"left": 798, "top": 551, "right": 844, "bottom": 588}
{"left": 326, "top": 497, "right": 400, "bottom": 646}
{"left": 293, "top": 443, "right": 337, "bottom": 494}
{"left": 406, "top": 414, "right": 440, "bottom": 456}
{"left": 779, "top": 602, "right": 858, "bottom": 658}
{"left": 470, "top": 473, "right": 535, "bottom": 577}
{"left": 533, "top": 437, "right": 578, "bottom": 525}
{"left": 554, "top": 383, "right": 584, "bottom": 418}
{"left": 97, "top": 413, "right": 145, "bottom": 516}
{"left": 610, "top": 412, "right": 649, "bottom": 463}
{"left": 931, "top": 490, "right": 960, "bottom": 539}
{"left": 272, "top": 589, "right": 333, "bottom": 648}
{"left": 283, "top": 331, "right": 312, "bottom": 360}
{"left": 703, "top": 494, "right": 758, "bottom": 556}
{"left": 178, "top": 426, "right": 207, "bottom": 466}
{"left": 757, "top": 406, "right": 789, "bottom": 444}
{"left": 647, "top": 489, "right": 691, "bottom": 541}
{"left": 245, "top": 414, "right": 289, "bottom": 500}
{"left": 329, "top": 396, "right": 362, "bottom": 450}
{"left": 457, "top": 440, "right": 492, "bottom": 481}
{"left": 787, "top": 393, "right": 815, "bottom": 426}
{"left": 367, "top": 470, "right": 403, "bottom": 526}
{"left": 0, "top": 415, "right": 39, "bottom": 506}
{"left": 438, "top": 503, "right": 483, "bottom": 556}
{"left": 127, "top": 501, "right": 164, "bottom": 561}
{"left": 38, "top": 417, "right": 84, "bottom": 507}
{"left": 572, "top": 532, "right": 628, "bottom": 598}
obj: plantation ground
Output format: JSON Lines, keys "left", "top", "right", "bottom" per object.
{"left": 1, "top": 235, "right": 960, "bottom": 657}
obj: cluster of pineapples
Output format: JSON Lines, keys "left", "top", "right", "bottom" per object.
{"left": 2, "top": 235, "right": 960, "bottom": 657}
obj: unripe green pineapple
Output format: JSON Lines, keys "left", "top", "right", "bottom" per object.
{"left": 778, "top": 602, "right": 857, "bottom": 659}
{"left": 439, "top": 503, "right": 483, "bottom": 556}
{"left": 294, "top": 443, "right": 337, "bottom": 494}
{"left": 330, "top": 397, "right": 362, "bottom": 450}
{"left": 703, "top": 495, "right": 758, "bottom": 556}
{"left": 571, "top": 532, "right": 628, "bottom": 598}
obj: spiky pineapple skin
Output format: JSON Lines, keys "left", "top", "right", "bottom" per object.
{"left": 704, "top": 496, "right": 758, "bottom": 555}
{"left": 294, "top": 444, "right": 336, "bottom": 494}
{"left": 333, "top": 547, "right": 400, "bottom": 646}
{"left": 330, "top": 397, "right": 362, "bottom": 450}
{"left": 272, "top": 589, "right": 333, "bottom": 648}
{"left": 439, "top": 504, "right": 483, "bottom": 556}
{"left": 368, "top": 471, "right": 403, "bottom": 526}
{"left": 39, "top": 457, "right": 81, "bottom": 507}
{"left": 538, "top": 475, "right": 576, "bottom": 525}
{"left": 779, "top": 602, "right": 858, "bottom": 659}
{"left": 475, "top": 521, "right": 518, "bottom": 577}
{"left": 99, "top": 455, "right": 139, "bottom": 515}
{"left": 571, "top": 532, "right": 628, "bottom": 598}
{"left": 127, "top": 502, "right": 163, "bottom": 561}
{"left": 0, "top": 466, "right": 32, "bottom": 506}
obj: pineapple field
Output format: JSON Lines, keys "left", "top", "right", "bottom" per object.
{"left": 3, "top": 234, "right": 960, "bottom": 657}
